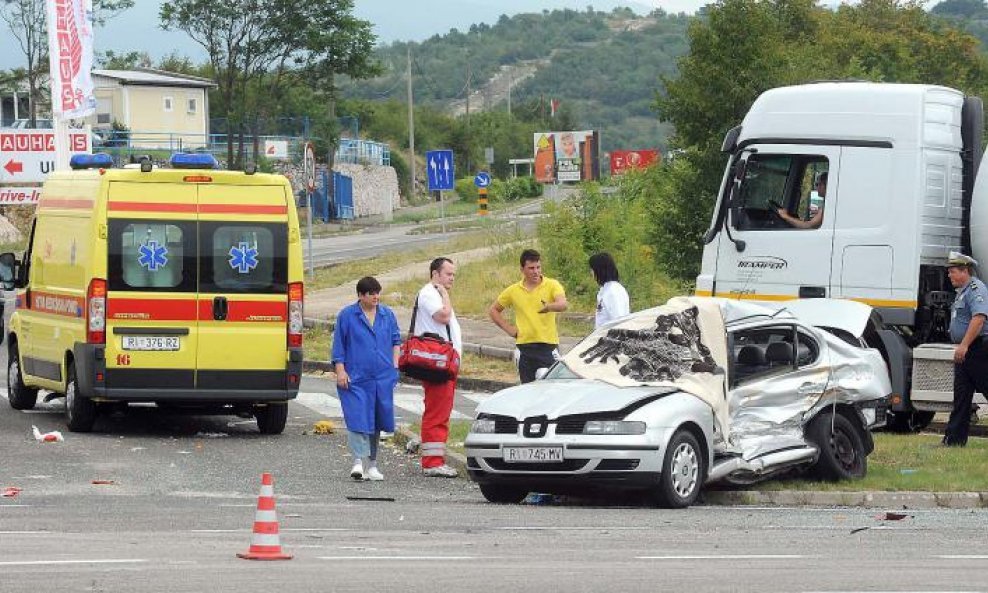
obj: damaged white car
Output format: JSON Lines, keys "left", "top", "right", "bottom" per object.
{"left": 465, "top": 297, "right": 891, "bottom": 508}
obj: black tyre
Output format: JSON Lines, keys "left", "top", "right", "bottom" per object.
{"left": 7, "top": 344, "right": 38, "bottom": 411}
{"left": 479, "top": 483, "right": 528, "bottom": 504}
{"left": 254, "top": 403, "right": 288, "bottom": 434}
{"left": 885, "top": 410, "right": 935, "bottom": 433}
{"left": 807, "top": 412, "right": 867, "bottom": 481}
{"left": 65, "top": 362, "right": 97, "bottom": 432}
{"left": 650, "top": 429, "right": 705, "bottom": 509}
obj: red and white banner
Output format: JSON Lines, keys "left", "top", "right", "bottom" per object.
{"left": 46, "top": 0, "right": 96, "bottom": 118}
{"left": 609, "top": 149, "right": 660, "bottom": 176}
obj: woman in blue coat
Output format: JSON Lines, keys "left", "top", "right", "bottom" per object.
{"left": 331, "top": 276, "right": 402, "bottom": 481}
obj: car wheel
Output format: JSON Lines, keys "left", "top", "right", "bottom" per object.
{"left": 807, "top": 412, "right": 867, "bottom": 481}
{"left": 885, "top": 410, "right": 934, "bottom": 433}
{"left": 7, "top": 345, "right": 38, "bottom": 410}
{"left": 479, "top": 483, "right": 528, "bottom": 504}
{"left": 255, "top": 403, "right": 288, "bottom": 434}
{"left": 65, "top": 362, "right": 97, "bottom": 432}
{"left": 650, "top": 429, "right": 704, "bottom": 509}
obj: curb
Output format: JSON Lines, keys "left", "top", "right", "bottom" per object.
{"left": 391, "top": 424, "right": 470, "bottom": 477}
{"left": 701, "top": 489, "right": 988, "bottom": 508}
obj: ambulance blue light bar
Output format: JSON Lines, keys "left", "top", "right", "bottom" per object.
{"left": 69, "top": 153, "right": 114, "bottom": 170}
{"left": 170, "top": 153, "right": 219, "bottom": 170}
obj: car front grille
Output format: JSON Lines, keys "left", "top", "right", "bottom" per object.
{"left": 483, "top": 459, "right": 589, "bottom": 472}
{"left": 554, "top": 418, "right": 587, "bottom": 434}
{"left": 483, "top": 415, "right": 519, "bottom": 434}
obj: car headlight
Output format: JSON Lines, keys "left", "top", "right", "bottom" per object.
{"left": 584, "top": 420, "right": 646, "bottom": 435}
{"left": 470, "top": 418, "right": 496, "bottom": 434}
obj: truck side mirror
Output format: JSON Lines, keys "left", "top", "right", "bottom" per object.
{"left": 0, "top": 252, "right": 17, "bottom": 291}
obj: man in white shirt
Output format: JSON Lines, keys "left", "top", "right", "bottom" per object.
{"left": 413, "top": 257, "right": 462, "bottom": 477}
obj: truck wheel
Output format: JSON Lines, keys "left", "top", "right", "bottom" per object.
{"left": 885, "top": 410, "right": 935, "bottom": 433}
{"left": 7, "top": 345, "right": 38, "bottom": 410}
{"left": 479, "top": 483, "right": 528, "bottom": 504}
{"left": 254, "top": 403, "right": 288, "bottom": 435}
{"left": 649, "top": 429, "right": 705, "bottom": 509}
{"left": 65, "top": 362, "right": 97, "bottom": 432}
{"left": 807, "top": 412, "right": 867, "bottom": 481}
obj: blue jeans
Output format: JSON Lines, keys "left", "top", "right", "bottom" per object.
{"left": 347, "top": 430, "right": 380, "bottom": 461}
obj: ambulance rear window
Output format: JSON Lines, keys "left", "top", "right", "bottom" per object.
{"left": 200, "top": 223, "right": 287, "bottom": 294}
{"left": 108, "top": 221, "right": 196, "bottom": 292}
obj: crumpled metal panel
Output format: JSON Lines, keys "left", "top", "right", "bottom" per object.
{"left": 722, "top": 324, "right": 890, "bottom": 458}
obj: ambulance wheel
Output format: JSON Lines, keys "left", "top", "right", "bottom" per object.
{"left": 479, "top": 484, "right": 528, "bottom": 504}
{"left": 7, "top": 344, "right": 38, "bottom": 410}
{"left": 65, "top": 362, "right": 97, "bottom": 433}
{"left": 255, "top": 403, "right": 288, "bottom": 435}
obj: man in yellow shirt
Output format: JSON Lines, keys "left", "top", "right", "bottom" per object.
{"left": 489, "top": 249, "right": 568, "bottom": 383}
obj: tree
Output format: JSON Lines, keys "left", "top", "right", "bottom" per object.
{"left": 0, "top": 0, "right": 134, "bottom": 124}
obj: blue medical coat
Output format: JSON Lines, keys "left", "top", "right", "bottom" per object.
{"left": 331, "top": 302, "right": 402, "bottom": 433}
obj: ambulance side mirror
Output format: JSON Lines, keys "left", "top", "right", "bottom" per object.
{"left": 0, "top": 252, "right": 17, "bottom": 291}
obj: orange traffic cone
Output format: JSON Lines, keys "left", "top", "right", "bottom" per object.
{"left": 237, "top": 473, "right": 292, "bottom": 560}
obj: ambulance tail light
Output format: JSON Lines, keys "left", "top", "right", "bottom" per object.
{"left": 288, "top": 282, "right": 304, "bottom": 348}
{"left": 87, "top": 278, "right": 107, "bottom": 344}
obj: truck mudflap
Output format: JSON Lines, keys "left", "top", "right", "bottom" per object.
{"left": 874, "top": 328, "right": 913, "bottom": 413}
{"left": 73, "top": 343, "right": 303, "bottom": 402}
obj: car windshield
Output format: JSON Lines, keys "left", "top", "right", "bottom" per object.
{"left": 544, "top": 361, "right": 579, "bottom": 380}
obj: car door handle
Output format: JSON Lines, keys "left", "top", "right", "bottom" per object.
{"left": 799, "top": 286, "right": 826, "bottom": 298}
{"left": 213, "top": 296, "right": 228, "bottom": 321}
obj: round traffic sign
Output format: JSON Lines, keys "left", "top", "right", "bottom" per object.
{"left": 474, "top": 171, "right": 491, "bottom": 188}
{"left": 303, "top": 142, "right": 316, "bottom": 192}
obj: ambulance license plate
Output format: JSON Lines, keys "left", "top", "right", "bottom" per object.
{"left": 503, "top": 446, "right": 564, "bottom": 463}
{"left": 122, "top": 336, "right": 180, "bottom": 351}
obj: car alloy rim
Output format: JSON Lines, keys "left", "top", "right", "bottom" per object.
{"left": 671, "top": 442, "right": 698, "bottom": 497}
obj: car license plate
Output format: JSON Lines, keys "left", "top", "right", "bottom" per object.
{"left": 121, "top": 336, "right": 180, "bottom": 351}
{"left": 503, "top": 446, "right": 564, "bottom": 463}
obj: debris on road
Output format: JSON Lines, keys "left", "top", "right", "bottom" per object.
{"left": 313, "top": 420, "right": 335, "bottom": 434}
{"left": 2, "top": 487, "right": 23, "bottom": 498}
{"left": 878, "top": 512, "right": 912, "bottom": 521}
{"left": 91, "top": 480, "right": 116, "bottom": 485}
{"left": 345, "top": 496, "right": 396, "bottom": 502}
{"left": 194, "top": 432, "right": 229, "bottom": 438}
{"left": 31, "top": 425, "right": 64, "bottom": 443}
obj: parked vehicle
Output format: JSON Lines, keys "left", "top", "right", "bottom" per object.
{"left": 464, "top": 297, "right": 890, "bottom": 508}
{"left": 1, "top": 153, "right": 304, "bottom": 433}
{"left": 697, "top": 82, "right": 988, "bottom": 431}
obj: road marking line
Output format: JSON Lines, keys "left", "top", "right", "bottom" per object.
{"left": 459, "top": 392, "right": 495, "bottom": 404}
{"left": 0, "top": 559, "right": 147, "bottom": 566}
{"left": 937, "top": 555, "right": 988, "bottom": 559}
{"left": 318, "top": 556, "right": 477, "bottom": 561}
{"left": 193, "top": 528, "right": 351, "bottom": 533}
{"left": 294, "top": 391, "right": 343, "bottom": 418}
{"left": 500, "top": 526, "right": 652, "bottom": 531}
{"left": 0, "top": 505, "right": 32, "bottom": 509}
{"left": 637, "top": 554, "right": 810, "bottom": 560}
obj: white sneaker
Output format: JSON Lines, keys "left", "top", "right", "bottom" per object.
{"left": 365, "top": 465, "right": 384, "bottom": 481}
{"left": 423, "top": 464, "right": 458, "bottom": 478}
{"left": 350, "top": 460, "right": 364, "bottom": 480}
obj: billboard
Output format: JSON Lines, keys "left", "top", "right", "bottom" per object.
{"left": 610, "top": 149, "right": 660, "bottom": 176}
{"left": 533, "top": 130, "right": 600, "bottom": 183}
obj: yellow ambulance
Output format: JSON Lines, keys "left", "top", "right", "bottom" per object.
{"left": 0, "top": 153, "right": 305, "bottom": 433}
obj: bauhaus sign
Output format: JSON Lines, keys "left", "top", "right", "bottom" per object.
{"left": 0, "top": 129, "right": 91, "bottom": 183}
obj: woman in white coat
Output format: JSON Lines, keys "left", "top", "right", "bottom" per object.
{"left": 589, "top": 252, "right": 630, "bottom": 328}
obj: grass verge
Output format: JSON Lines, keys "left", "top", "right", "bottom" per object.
{"left": 760, "top": 433, "right": 988, "bottom": 492}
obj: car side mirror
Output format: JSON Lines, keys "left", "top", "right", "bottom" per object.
{"left": 535, "top": 367, "right": 549, "bottom": 381}
{"left": 0, "top": 252, "right": 17, "bottom": 290}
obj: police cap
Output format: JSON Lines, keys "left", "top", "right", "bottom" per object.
{"left": 947, "top": 251, "right": 978, "bottom": 268}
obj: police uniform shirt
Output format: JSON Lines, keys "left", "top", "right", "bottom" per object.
{"left": 949, "top": 276, "right": 988, "bottom": 344}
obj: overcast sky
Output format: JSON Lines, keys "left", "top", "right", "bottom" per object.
{"left": 0, "top": 1, "right": 710, "bottom": 71}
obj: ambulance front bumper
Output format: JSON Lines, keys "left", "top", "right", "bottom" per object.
{"left": 74, "top": 344, "right": 303, "bottom": 403}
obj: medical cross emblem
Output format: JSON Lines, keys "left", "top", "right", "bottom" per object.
{"left": 228, "top": 242, "right": 259, "bottom": 274}
{"left": 137, "top": 240, "right": 168, "bottom": 272}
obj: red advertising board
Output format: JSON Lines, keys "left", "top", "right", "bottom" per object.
{"left": 610, "top": 149, "right": 660, "bottom": 175}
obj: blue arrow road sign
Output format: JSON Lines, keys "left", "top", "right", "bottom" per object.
{"left": 426, "top": 150, "right": 455, "bottom": 191}
{"left": 474, "top": 171, "right": 491, "bottom": 188}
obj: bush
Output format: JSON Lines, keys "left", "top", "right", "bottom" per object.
{"left": 537, "top": 172, "right": 684, "bottom": 313}
{"left": 491, "top": 176, "right": 543, "bottom": 202}
{"left": 455, "top": 177, "right": 479, "bottom": 201}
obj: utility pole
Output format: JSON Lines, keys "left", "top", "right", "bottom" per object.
{"left": 407, "top": 47, "right": 415, "bottom": 202}
{"left": 465, "top": 58, "right": 472, "bottom": 176}
{"left": 507, "top": 71, "right": 512, "bottom": 117}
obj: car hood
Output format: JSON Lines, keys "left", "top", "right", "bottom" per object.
{"left": 477, "top": 379, "right": 677, "bottom": 419}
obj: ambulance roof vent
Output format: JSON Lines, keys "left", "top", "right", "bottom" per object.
{"left": 69, "top": 153, "right": 114, "bottom": 170}
{"left": 170, "top": 153, "right": 219, "bottom": 170}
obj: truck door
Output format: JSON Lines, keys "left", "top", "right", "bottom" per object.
{"left": 195, "top": 185, "right": 289, "bottom": 392}
{"left": 105, "top": 183, "right": 199, "bottom": 391}
{"left": 713, "top": 145, "right": 840, "bottom": 302}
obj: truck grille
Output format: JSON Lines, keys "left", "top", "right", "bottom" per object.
{"left": 913, "top": 358, "right": 954, "bottom": 392}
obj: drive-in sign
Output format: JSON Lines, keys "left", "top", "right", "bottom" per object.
{"left": 0, "top": 128, "right": 91, "bottom": 183}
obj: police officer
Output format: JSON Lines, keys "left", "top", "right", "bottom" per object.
{"left": 944, "top": 251, "right": 988, "bottom": 446}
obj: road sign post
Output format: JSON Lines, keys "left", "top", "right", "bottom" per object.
{"left": 426, "top": 149, "right": 454, "bottom": 236}
{"left": 474, "top": 171, "right": 491, "bottom": 217}
{"left": 303, "top": 142, "right": 316, "bottom": 277}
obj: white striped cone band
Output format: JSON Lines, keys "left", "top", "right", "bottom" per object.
{"left": 249, "top": 532, "right": 283, "bottom": 547}
{"left": 421, "top": 442, "right": 446, "bottom": 456}
{"left": 253, "top": 510, "right": 278, "bottom": 523}
{"left": 259, "top": 484, "right": 273, "bottom": 497}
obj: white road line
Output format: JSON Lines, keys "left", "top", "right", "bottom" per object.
{"left": 637, "top": 554, "right": 810, "bottom": 560}
{"left": 500, "top": 526, "right": 652, "bottom": 531}
{"left": 192, "top": 528, "right": 351, "bottom": 533}
{"left": 459, "top": 391, "right": 495, "bottom": 404}
{"left": 294, "top": 391, "right": 343, "bottom": 418}
{"left": 937, "top": 555, "right": 988, "bottom": 559}
{"left": 0, "top": 559, "right": 147, "bottom": 566}
{"left": 0, "top": 505, "right": 32, "bottom": 508}
{"left": 0, "top": 530, "right": 47, "bottom": 534}
{"left": 318, "top": 556, "right": 477, "bottom": 561}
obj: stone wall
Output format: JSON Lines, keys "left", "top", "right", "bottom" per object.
{"left": 274, "top": 161, "right": 399, "bottom": 220}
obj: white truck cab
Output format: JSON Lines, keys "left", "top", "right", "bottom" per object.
{"left": 698, "top": 82, "right": 986, "bottom": 431}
